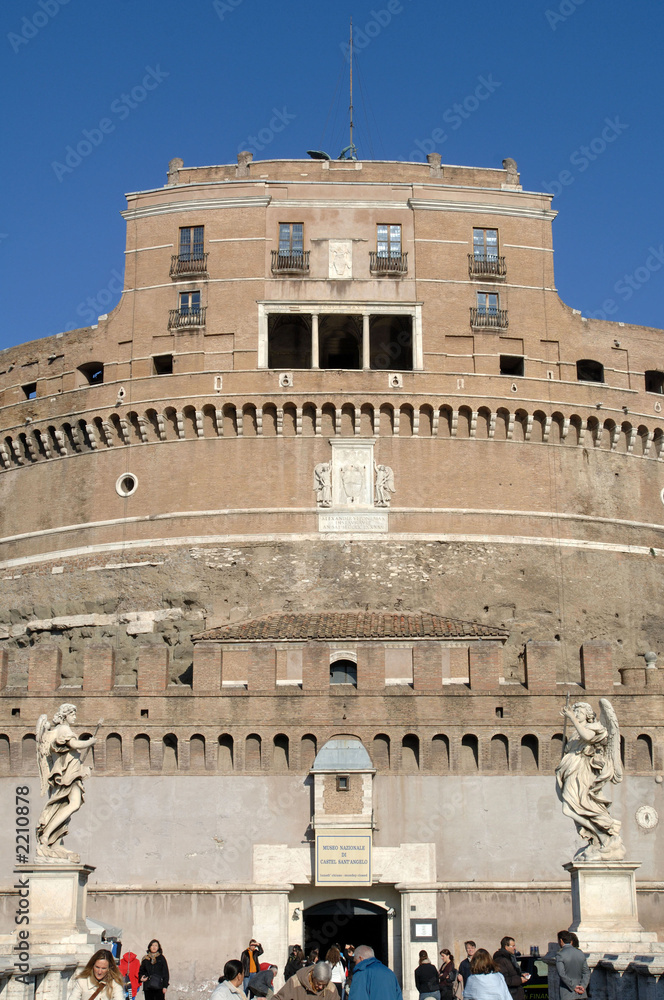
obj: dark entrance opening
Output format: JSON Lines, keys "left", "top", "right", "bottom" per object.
{"left": 303, "top": 899, "right": 388, "bottom": 966}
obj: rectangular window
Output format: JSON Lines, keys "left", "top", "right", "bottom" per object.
{"left": 473, "top": 228, "right": 498, "bottom": 260}
{"left": 179, "top": 226, "right": 204, "bottom": 261}
{"left": 153, "top": 354, "right": 174, "bottom": 375}
{"left": 279, "top": 223, "right": 304, "bottom": 256}
{"left": 476, "top": 292, "right": 499, "bottom": 315}
{"left": 179, "top": 291, "right": 201, "bottom": 315}
{"left": 22, "top": 382, "right": 37, "bottom": 399}
{"left": 377, "top": 224, "right": 402, "bottom": 257}
{"left": 500, "top": 355, "right": 524, "bottom": 377}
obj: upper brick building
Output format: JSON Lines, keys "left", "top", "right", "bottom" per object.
{"left": 0, "top": 152, "right": 662, "bottom": 996}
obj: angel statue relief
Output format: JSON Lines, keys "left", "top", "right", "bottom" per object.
{"left": 555, "top": 698, "right": 625, "bottom": 862}
{"left": 35, "top": 704, "right": 102, "bottom": 863}
{"left": 374, "top": 462, "right": 395, "bottom": 508}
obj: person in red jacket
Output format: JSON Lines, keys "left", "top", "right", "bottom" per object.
{"left": 120, "top": 953, "right": 140, "bottom": 998}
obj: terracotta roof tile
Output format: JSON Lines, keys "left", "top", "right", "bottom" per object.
{"left": 192, "top": 611, "right": 509, "bottom": 643}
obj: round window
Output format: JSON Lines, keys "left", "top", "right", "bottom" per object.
{"left": 115, "top": 473, "right": 138, "bottom": 497}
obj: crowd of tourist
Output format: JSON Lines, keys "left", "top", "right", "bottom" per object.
{"left": 70, "top": 930, "right": 589, "bottom": 1000}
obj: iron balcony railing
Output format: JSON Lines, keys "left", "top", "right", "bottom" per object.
{"left": 170, "top": 253, "right": 209, "bottom": 278}
{"left": 370, "top": 251, "right": 408, "bottom": 275}
{"left": 470, "top": 307, "right": 508, "bottom": 329}
{"left": 168, "top": 306, "right": 207, "bottom": 330}
{"left": 468, "top": 253, "right": 506, "bottom": 278}
{"left": 271, "top": 250, "right": 310, "bottom": 274}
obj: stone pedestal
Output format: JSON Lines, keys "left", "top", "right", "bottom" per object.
{"left": 564, "top": 861, "right": 663, "bottom": 956}
{"left": 21, "top": 864, "right": 99, "bottom": 951}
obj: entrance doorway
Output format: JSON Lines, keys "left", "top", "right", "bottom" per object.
{"left": 303, "top": 898, "right": 388, "bottom": 965}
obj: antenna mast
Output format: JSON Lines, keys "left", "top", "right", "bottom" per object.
{"left": 349, "top": 18, "right": 354, "bottom": 157}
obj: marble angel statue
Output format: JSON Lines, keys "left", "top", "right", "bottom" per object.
{"left": 35, "top": 704, "right": 101, "bottom": 862}
{"left": 555, "top": 698, "right": 625, "bottom": 862}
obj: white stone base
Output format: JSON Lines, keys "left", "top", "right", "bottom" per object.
{"left": 564, "top": 860, "right": 662, "bottom": 955}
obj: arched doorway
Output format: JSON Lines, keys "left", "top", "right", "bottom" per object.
{"left": 303, "top": 898, "right": 388, "bottom": 965}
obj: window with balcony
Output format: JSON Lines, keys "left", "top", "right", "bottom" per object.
{"left": 169, "top": 291, "right": 206, "bottom": 329}
{"left": 645, "top": 370, "right": 664, "bottom": 394}
{"left": 577, "top": 359, "right": 604, "bottom": 383}
{"left": 371, "top": 224, "right": 407, "bottom": 274}
{"left": 171, "top": 226, "right": 207, "bottom": 277}
{"left": 471, "top": 292, "right": 508, "bottom": 329}
{"left": 272, "top": 223, "right": 309, "bottom": 273}
{"left": 470, "top": 228, "right": 506, "bottom": 277}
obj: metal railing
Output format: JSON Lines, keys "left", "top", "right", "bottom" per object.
{"left": 468, "top": 253, "right": 506, "bottom": 278}
{"left": 370, "top": 251, "right": 408, "bottom": 275}
{"left": 168, "top": 307, "right": 207, "bottom": 330}
{"left": 170, "top": 253, "right": 209, "bottom": 278}
{"left": 271, "top": 250, "right": 310, "bottom": 273}
{"left": 470, "top": 307, "right": 508, "bottom": 329}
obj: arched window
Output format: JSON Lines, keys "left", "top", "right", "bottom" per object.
{"left": 431, "top": 734, "right": 449, "bottom": 772}
{"left": 218, "top": 734, "right": 233, "bottom": 771}
{"left": 105, "top": 733, "right": 122, "bottom": 772}
{"left": 273, "top": 734, "right": 289, "bottom": 771}
{"left": 189, "top": 734, "right": 206, "bottom": 771}
{"left": 162, "top": 734, "right": 178, "bottom": 770}
{"left": 635, "top": 734, "right": 653, "bottom": 771}
{"left": 300, "top": 734, "right": 317, "bottom": 770}
{"left": 330, "top": 659, "right": 357, "bottom": 685}
{"left": 521, "top": 734, "right": 539, "bottom": 772}
{"left": 460, "top": 734, "right": 479, "bottom": 772}
{"left": 372, "top": 734, "right": 390, "bottom": 770}
{"left": 401, "top": 734, "right": 419, "bottom": 772}
{"left": 490, "top": 734, "right": 509, "bottom": 770}
{"left": 133, "top": 734, "right": 150, "bottom": 772}
{"left": 245, "top": 733, "right": 262, "bottom": 770}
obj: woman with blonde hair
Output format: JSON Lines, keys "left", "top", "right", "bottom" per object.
{"left": 463, "top": 950, "right": 511, "bottom": 1000}
{"left": 69, "top": 949, "right": 124, "bottom": 1000}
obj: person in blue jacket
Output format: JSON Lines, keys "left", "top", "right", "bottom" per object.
{"left": 348, "top": 946, "right": 402, "bottom": 1000}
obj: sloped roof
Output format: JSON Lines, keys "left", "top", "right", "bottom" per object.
{"left": 193, "top": 611, "right": 509, "bottom": 643}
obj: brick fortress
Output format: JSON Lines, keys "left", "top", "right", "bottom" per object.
{"left": 0, "top": 153, "right": 662, "bottom": 995}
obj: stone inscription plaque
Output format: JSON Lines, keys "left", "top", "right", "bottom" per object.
{"left": 315, "top": 829, "right": 372, "bottom": 886}
{"left": 319, "top": 512, "right": 388, "bottom": 533}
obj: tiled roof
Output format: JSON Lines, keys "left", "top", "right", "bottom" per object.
{"left": 193, "top": 611, "right": 509, "bottom": 643}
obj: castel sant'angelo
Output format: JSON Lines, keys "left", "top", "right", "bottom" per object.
{"left": 0, "top": 150, "right": 662, "bottom": 993}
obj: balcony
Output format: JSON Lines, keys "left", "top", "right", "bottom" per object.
{"left": 468, "top": 253, "right": 506, "bottom": 279}
{"left": 271, "top": 250, "right": 310, "bottom": 274}
{"left": 168, "top": 306, "right": 207, "bottom": 330}
{"left": 470, "top": 307, "right": 508, "bottom": 330}
{"left": 170, "top": 253, "right": 209, "bottom": 278}
{"left": 370, "top": 251, "right": 408, "bottom": 276}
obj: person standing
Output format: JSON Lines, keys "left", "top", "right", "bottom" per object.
{"left": 347, "top": 945, "right": 402, "bottom": 1000}
{"left": 458, "top": 943, "right": 477, "bottom": 989}
{"left": 139, "top": 940, "right": 169, "bottom": 1000}
{"left": 463, "top": 951, "right": 511, "bottom": 1000}
{"left": 285, "top": 949, "right": 306, "bottom": 983}
{"left": 211, "top": 960, "right": 248, "bottom": 1000}
{"left": 555, "top": 931, "right": 590, "bottom": 1000}
{"left": 242, "top": 940, "right": 264, "bottom": 995}
{"left": 326, "top": 947, "right": 346, "bottom": 998}
{"left": 415, "top": 950, "right": 440, "bottom": 1000}
{"left": 492, "top": 938, "right": 527, "bottom": 1000}
{"left": 437, "top": 950, "right": 456, "bottom": 1000}
{"left": 69, "top": 949, "right": 125, "bottom": 1000}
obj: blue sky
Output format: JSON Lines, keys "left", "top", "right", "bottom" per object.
{"left": 1, "top": 0, "right": 663, "bottom": 352}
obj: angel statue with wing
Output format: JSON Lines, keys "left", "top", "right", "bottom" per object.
{"left": 35, "top": 704, "right": 101, "bottom": 863}
{"left": 555, "top": 698, "right": 625, "bottom": 862}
